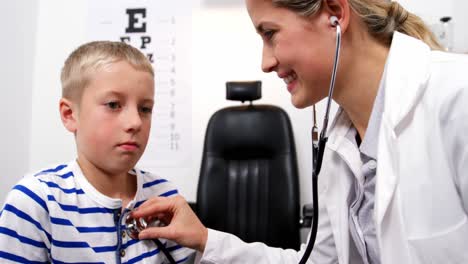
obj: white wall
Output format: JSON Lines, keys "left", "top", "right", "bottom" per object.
{"left": 452, "top": 1, "right": 468, "bottom": 53}
{"left": 28, "top": 1, "right": 87, "bottom": 173}
{"left": 398, "top": 0, "right": 454, "bottom": 23}
{"left": 398, "top": 0, "right": 468, "bottom": 53}
{"left": 0, "top": 0, "right": 38, "bottom": 203}
{"left": 2, "top": 0, "right": 468, "bottom": 206}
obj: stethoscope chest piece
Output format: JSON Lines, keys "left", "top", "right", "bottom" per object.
{"left": 125, "top": 213, "right": 148, "bottom": 239}
{"left": 124, "top": 212, "right": 165, "bottom": 239}
{"left": 123, "top": 212, "right": 176, "bottom": 264}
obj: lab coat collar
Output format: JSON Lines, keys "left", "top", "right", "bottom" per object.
{"left": 326, "top": 109, "right": 362, "bottom": 179}
{"left": 383, "top": 32, "right": 431, "bottom": 133}
{"left": 326, "top": 32, "right": 431, "bottom": 141}
{"left": 376, "top": 32, "right": 431, "bottom": 225}
{"left": 327, "top": 108, "right": 351, "bottom": 150}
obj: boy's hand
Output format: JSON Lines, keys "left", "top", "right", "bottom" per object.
{"left": 131, "top": 195, "right": 208, "bottom": 253}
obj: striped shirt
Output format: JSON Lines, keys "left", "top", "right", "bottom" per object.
{"left": 0, "top": 160, "right": 194, "bottom": 263}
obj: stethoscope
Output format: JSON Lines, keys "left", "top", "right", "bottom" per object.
{"left": 298, "top": 16, "right": 342, "bottom": 264}
{"left": 124, "top": 212, "right": 177, "bottom": 264}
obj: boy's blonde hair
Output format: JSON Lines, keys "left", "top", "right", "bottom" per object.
{"left": 61, "top": 41, "right": 154, "bottom": 102}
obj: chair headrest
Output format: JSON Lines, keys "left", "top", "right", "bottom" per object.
{"left": 226, "top": 81, "right": 262, "bottom": 102}
{"left": 205, "top": 105, "right": 295, "bottom": 158}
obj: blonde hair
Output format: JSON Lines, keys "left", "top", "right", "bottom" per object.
{"left": 272, "top": 0, "right": 443, "bottom": 50}
{"left": 61, "top": 41, "right": 154, "bottom": 102}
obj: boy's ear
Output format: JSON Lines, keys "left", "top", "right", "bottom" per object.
{"left": 59, "top": 98, "right": 78, "bottom": 133}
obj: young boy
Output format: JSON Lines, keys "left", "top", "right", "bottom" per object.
{"left": 0, "top": 41, "right": 194, "bottom": 263}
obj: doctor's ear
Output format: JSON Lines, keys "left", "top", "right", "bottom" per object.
{"left": 59, "top": 98, "right": 78, "bottom": 133}
{"left": 323, "top": 0, "right": 350, "bottom": 32}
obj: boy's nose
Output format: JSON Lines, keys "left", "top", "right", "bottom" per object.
{"left": 124, "top": 107, "right": 142, "bottom": 132}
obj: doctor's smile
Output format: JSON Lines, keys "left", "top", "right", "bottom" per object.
{"left": 280, "top": 71, "right": 298, "bottom": 93}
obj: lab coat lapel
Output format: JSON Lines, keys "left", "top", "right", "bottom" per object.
{"left": 323, "top": 109, "right": 356, "bottom": 263}
{"left": 382, "top": 32, "right": 430, "bottom": 131}
{"left": 376, "top": 32, "right": 431, "bottom": 225}
{"left": 375, "top": 117, "right": 398, "bottom": 225}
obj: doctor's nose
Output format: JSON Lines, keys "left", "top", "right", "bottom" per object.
{"left": 261, "top": 46, "right": 277, "bottom": 73}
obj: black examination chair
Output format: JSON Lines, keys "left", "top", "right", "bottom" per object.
{"left": 192, "top": 81, "right": 312, "bottom": 250}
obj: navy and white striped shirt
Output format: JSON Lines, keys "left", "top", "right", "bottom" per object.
{"left": 0, "top": 160, "right": 194, "bottom": 263}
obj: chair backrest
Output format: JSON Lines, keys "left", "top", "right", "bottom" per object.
{"left": 197, "top": 81, "right": 301, "bottom": 250}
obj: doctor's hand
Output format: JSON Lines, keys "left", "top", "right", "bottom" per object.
{"left": 130, "top": 195, "right": 208, "bottom": 253}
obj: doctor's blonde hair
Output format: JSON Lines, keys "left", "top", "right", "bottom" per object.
{"left": 273, "top": 0, "right": 443, "bottom": 50}
{"left": 61, "top": 41, "right": 154, "bottom": 104}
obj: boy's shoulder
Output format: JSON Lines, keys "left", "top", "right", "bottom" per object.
{"left": 2, "top": 162, "right": 76, "bottom": 220}
{"left": 134, "top": 168, "right": 180, "bottom": 199}
{"left": 30, "top": 162, "right": 72, "bottom": 177}
{"left": 23, "top": 162, "right": 77, "bottom": 190}
{"left": 8, "top": 161, "right": 76, "bottom": 198}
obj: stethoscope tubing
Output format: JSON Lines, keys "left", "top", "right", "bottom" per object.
{"left": 321, "top": 24, "right": 341, "bottom": 139}
{"left": 298, "top": 21, "right": 342, "bottom": 264}
{"left": 152, "top": 238, "right": 177, "bottom": 264}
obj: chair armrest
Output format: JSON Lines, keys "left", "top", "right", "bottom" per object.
{"left": 299, "top": 203, "right": 314, "bottom": 228}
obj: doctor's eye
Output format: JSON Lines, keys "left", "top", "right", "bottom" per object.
{"left": 263, "top": 30, "right": 276, "bottom": 40}
{"left": 106, "top": 101, "right": 121, "bottom": 110}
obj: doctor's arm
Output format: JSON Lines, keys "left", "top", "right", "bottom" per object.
{"left": 131, "top": 195, "right": 338, "bottom": 264}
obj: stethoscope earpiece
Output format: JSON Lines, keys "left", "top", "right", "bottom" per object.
{"left": 330, "top": 16, "right": 339, "bottom": 27}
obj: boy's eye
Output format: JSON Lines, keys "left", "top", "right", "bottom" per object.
{"left": 106, "top": 101, "right": 121, "bottom": 110}
{"left": 140, "top": 106, "right": 153, "bottom": 114}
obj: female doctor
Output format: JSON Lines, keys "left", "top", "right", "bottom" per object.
{"left": 132, "top": 0, "right": 468, "bottom": 263}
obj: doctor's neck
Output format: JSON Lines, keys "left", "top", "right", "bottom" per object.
{"left": 332, "top": 21, "right": 390, "bottom": 140}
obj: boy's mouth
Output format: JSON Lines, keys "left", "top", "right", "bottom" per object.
{"left": 118, "top": 141, "right": 140, "bottom": 151}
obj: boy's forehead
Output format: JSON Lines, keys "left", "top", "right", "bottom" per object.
{"left": 83, "top": 63, "right": 154, "bottom": 97}
{"left": 90, "top": 60, "right": 153, "bottom": 80}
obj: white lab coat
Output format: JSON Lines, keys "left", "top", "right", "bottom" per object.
{"left": 198, "top": 32, "right": 468, "bottom": 264}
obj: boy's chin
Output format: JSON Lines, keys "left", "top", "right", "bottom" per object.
{"left": 107, "top": 159, "right": 140, "bottom": 174}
